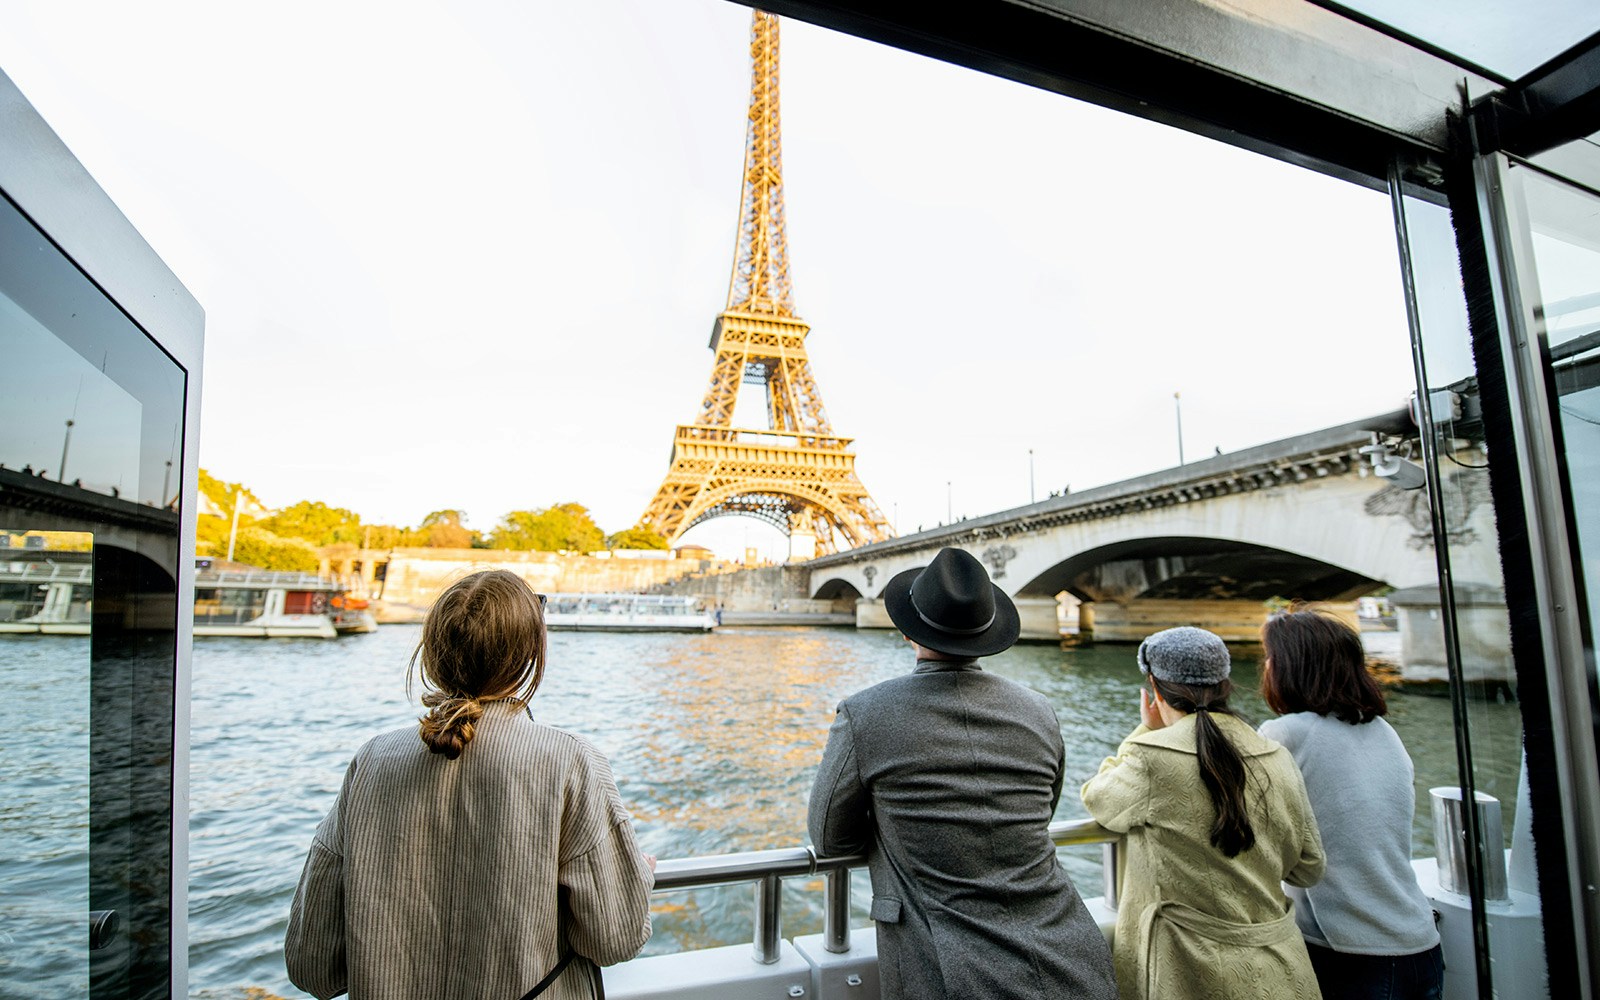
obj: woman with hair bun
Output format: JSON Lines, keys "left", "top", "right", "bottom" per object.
{"left": 1081, "top": 626, "right": 1325, "bottom": 1000}
{"left": 286, "top": 570, "right": 654, "bottom": 1000}
{"left": 1259, "top": 609, "right": 1443, "bottom": 1000}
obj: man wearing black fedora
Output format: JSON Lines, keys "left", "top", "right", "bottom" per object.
{"left": 808, "top": 547, "right": 1117, "bottom": 1000}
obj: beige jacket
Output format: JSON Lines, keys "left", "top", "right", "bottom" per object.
{"left": 1082, "top": 715, "right": 1325, "bottom": 1000}
{"left": 286, "top": 702, "right": 654, "bottom": 1000}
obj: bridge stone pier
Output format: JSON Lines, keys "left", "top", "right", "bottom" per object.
{"left": 806, "top": 412, "right": 1509, "bottom": 683}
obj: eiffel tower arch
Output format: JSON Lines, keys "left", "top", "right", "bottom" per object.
{"left": 638, "top": 10, "right": 893, "bottom": 558}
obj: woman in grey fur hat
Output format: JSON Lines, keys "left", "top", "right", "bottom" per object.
{"left": 1081, "top": 626, "right": 1326, "bottom": 1000}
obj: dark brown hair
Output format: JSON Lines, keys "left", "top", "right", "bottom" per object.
{"left": 1260, "top": 609, "right": 1386, "bottom": 724}
{"left": 410, "top": 570, "right": 546, "bottom": 759}
{"left": 1149, "top": 675, "right": 1256, "bottom": 858}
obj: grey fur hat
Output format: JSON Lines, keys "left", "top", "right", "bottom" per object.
{"left": 1137, "top": 626, "right": 1230, "bottom": 686}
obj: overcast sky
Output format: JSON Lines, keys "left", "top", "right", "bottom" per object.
{"left": 0, "top": 0, "right": 1419, "bottom": 558}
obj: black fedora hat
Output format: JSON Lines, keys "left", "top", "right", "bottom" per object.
{"left": 883, "top": 547, "right": 1021, "bottom": 658}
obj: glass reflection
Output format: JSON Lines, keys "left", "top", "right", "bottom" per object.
{"left": 0, "top": 193, "right": 183, "bottom": 510}
{"left": 0, "top": 530, "right": 93, "bottom": 995}
{"left": 1, "top": 191, "right": 183, "bottom": 998}
{"left": 1333, "top": 0, "right": 1600, "bottom": 80}
{"left": 1521, "top": 169, "right": 1600, "bottom": 658}
{"left": 1395, "top": 177, "right": 1544, "bottom": 997}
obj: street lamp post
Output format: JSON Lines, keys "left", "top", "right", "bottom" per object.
{"left": 946, "top": 481, "right": 952, "bottom": 523}
{"left": 1174, "top": 392, "right": 1185, "bottom": 466}
{"left": 1029, "top": 449, "right": 1035, "bottom": 503}
{"left": 58, "top": 418, "right": 74, "bottom": 482}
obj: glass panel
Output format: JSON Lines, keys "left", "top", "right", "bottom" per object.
{"left": 1393, "top": 174, "right": 1545, "bottom": 997}
{"left": 1, "top": 191, "right": 184, "bottom": 998}
{"left": 0, "top": 530, "right": 93, "bottom": 995}
{"left": 1516, "top": 165, "right": 1600, "bottom": 726}
{"left": 1332, "top": 0, "right": 1600, "bottom": 80}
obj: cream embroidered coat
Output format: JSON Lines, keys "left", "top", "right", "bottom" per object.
{"left": 1081, "top": 715, "right": 1325, "bottom": 1000}
{"left": 285, "top": 702, "right": 654, "bottom": 1000}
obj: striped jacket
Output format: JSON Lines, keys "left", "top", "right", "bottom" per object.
{"left": 286, "top": 702, "right": 654, "bottom": 1000}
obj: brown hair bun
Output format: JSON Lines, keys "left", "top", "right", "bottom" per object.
{"left": 418, "top": 693, "right": 486, "bottom": 760}
{"left": 408, "top": 570, "right": 547, "bottom": 759}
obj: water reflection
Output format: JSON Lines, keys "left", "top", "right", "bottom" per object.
{"left": 0, "top": 635, "right": 91, "bottom": 996}
{"left": 184, "top": 624, "right": 1522, "bottom": 997}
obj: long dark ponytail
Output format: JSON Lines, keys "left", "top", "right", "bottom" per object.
{"left": 1151, "top": 676, "right": 1256, "bottom": 857}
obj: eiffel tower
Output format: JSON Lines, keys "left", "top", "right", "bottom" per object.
{"left": 638, "top": 10, "right": 893, "bottom": 558}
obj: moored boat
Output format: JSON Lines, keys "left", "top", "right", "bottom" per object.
{"left": 0, "top": 549, "right": 92, "bottom": 634}
{"left": 544, "top": 592, "right": 716, "bottom": 632}
{"left": 194, "top": 561, "right": 378, "bottom": 638}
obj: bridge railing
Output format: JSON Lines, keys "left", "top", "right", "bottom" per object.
{"left": 650, "top": 817, "right": 1121, "bottom": 963}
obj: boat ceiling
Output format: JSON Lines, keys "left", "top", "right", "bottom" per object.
{"left": 748, "top": 0, "right": 1600, "bottom": 185}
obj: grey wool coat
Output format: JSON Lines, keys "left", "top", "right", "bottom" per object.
{"left": 285, "top": 702, "right": 654, "bottom": 1000}
{"left": 808, "top": 659, "right": 1119, "bottom": 1000}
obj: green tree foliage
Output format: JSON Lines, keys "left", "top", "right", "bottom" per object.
{"left": 606, "top": 526, "right": 670, "bottom": 550}
{"left": 420, "top": 509, "right": 477, "bottom": 549}
{"left": 490, "top": 503, "right": 605, "bottom": 552}
{"left": 258, "top": 500, "right": 364, "bottom": 546}
{"left": 198, "top": 468, "right": 266, "bottom": 514}
{"left": 227, "top": 527, "right": 319, "bottom": 572}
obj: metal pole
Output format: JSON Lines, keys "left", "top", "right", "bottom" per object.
{"left": 752, "top": 874, "right": 782, "bottom": 964}
{"left": 1102, "top": 840, "right": 1120, "bottom": 911}
{"left": 58, "top": 418, "right": 74, "bottom": 481}
{"left": 226, "top": 486, "right": 242, "bottom": 563}
{"left": 1173, "top": 392, "right": 1185, "bottom": 466}
{"left": 823, "top": 868, "right": 851, "bottom": 953}
{"left": 946, "top": 481, "right": 952, "bottom": 523}
{"left": 1029, "top": 449, "right": 1035, "bottom": 503}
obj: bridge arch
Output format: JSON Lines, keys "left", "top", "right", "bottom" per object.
{"left": 681, "top": 480, "right": 878, "bottom": 550}
{"left": 1012, "top": 536, "right": 1385, "bottom": 603}
{"left": 812, "top": 577, "right": 863, "bottom": 601}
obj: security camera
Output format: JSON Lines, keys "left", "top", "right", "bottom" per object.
{"left": 1359, "top": 434, "right": 1428, "bottom": 490}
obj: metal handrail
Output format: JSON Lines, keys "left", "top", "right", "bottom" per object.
{"left": 649, "top": 817, "right": 1121, "bottom": 964}
{"left": 0, "top": 563, "right": 93, "bottom": 583}
{"left": 195, "top": 570, "right": 333, "bottom": 587}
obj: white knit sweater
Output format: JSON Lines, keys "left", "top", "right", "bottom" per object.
{"left": 1259, "top": 712, "right": 1439, "bottom": 955}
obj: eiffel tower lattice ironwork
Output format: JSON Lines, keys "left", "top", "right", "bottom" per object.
{"left": 638, "top": 10, "right": 892, "bottom": 558}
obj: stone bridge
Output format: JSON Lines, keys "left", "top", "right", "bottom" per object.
{"left": 803, "top": 411, "right": 1506, "bottom": 679}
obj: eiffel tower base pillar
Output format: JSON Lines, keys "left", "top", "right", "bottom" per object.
{"left": 1015, "top": 597, "right": 1064, "bottom": 643}
{"left": 788, "top": 528, "right": 817, "bottom": 563}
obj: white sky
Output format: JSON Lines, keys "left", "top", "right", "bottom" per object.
{"left": 0, "top": 0, "right": 1419, "bottom": 559}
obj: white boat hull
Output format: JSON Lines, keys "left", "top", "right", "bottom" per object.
{"left": 547, "top": 614, "right": 715, "bottom": 633}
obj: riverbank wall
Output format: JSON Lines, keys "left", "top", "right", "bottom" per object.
{"left": 320, "top": 547, "right": 728, "bottom": 622}
{"left": 647, "top": 564, "right": 855, "bottom": 622}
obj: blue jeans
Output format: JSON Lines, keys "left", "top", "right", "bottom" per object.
{"left": 1306, "top": 942, "right": 1445, "bottom": 1000}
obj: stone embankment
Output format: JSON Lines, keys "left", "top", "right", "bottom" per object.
{"left": 318, "top": 547, "right": 726, "bottom": 623}
{"left": 648, "top": 564, "right": 856, "bottom": 626}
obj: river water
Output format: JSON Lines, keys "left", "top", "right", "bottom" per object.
{"left": 174, "top": 624, "right": 1525, "bottom": 999}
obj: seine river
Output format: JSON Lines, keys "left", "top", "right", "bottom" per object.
{"left": 0, "top": 624, "right": 1524, "bottom": 998}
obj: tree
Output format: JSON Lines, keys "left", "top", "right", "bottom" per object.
{"left": 606, "top": 526, "right": 670, "bottom": 550}
{"left": 226, "top": 527, "right": 319, "bottom": 572}
{"left": 362, "top": 524, "right": 428, "bottom": 548}
{"left": 489, "top": 503, "right": 605, "bottom": 552}
{"left": 258, "top": 500, "right": 363, "bottom": 546}
{"left": 198, "top": 468, "right": 266, "bottom": 515}
{"left": 420, "top": 509, "right": 475, "bottom": 549}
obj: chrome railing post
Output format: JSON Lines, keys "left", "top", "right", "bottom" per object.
{"left": 1101, "top": 840, "right": 1120, "bottom": 911}
{"left": 753, "top": 873, "right": 782, "bottom": 964}
{"left": 823, "top": 867, "right": 851, "bottom": 953}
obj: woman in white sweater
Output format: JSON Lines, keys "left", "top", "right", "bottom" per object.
{"left": 1258, "top": 609, "right": 1442, "bottom": 1000}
